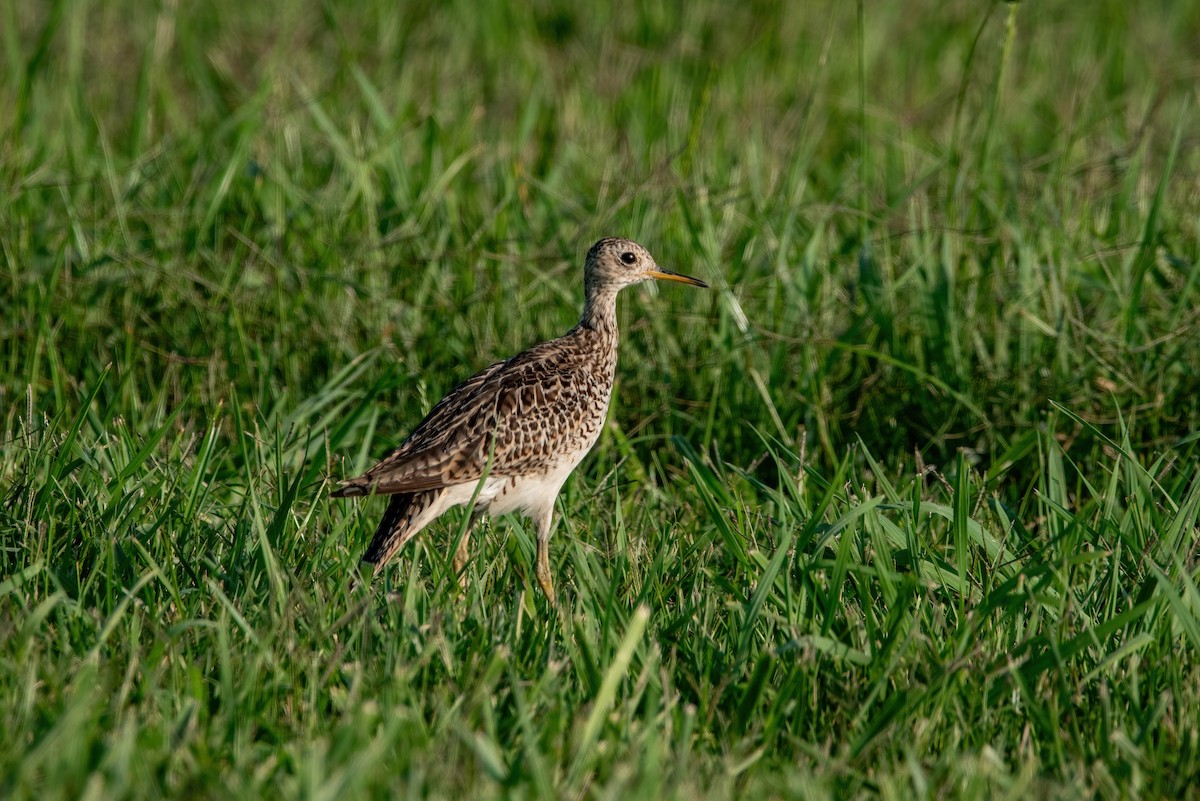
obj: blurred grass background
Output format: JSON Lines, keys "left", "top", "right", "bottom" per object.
{"left": 2, "top": 0, "right": 1200, "bottom": 798}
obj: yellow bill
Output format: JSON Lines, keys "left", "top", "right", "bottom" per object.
{"left": 648, "top": 268, "right": 708, "bottom": 288}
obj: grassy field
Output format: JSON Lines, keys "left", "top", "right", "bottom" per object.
{"left": 3, "top": 0, "right": 1200, "bottom": 797}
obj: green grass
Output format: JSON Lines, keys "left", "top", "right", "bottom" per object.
{"left": 3, "top": 0, "right": 1200, "bottom": 797}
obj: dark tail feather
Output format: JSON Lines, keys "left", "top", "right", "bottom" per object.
{"left": 362, "top": 491, "right": 415, "bottom": 565}
{"left": 348, "top": 491, "right": 439, "bottom": 593}
{"left": 360, "top": 491, "right": 436, "bottom": 565}
{"left": 350, "top": 495, "right": 411, "bottom": 592}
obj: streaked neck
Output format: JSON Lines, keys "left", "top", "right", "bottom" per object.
{"left": 580, "top": 284, "right": 619, "bottom": 339}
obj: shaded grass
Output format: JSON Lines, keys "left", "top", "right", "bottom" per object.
{"left": 2, "top": 0, "right": 1200, "bottom": 797}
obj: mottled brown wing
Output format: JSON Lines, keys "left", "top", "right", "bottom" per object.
{"left": 331, "top": 358, "right": 507, "bottom": 497}
{"left": 333, "top": 339, "right": 594, "bottom": 497}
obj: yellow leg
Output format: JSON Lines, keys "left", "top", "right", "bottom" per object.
{"left": 453, "top": 511, "right": 484, "bottom": 593}
{"left": 453, "top": 528, "right": 471, "bottom": 584}
{"left": 533, "top": 505, "right": 557, "bottom": 606}
{"left": 535, "top": 536, "right": 556, "bottom": 606}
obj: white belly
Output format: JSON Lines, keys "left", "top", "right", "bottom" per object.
{"left": 488, "top": 460, "right": 579, "bottom": 516}
{"left": 437, "top": 450, "right": 587, "bottom": 520}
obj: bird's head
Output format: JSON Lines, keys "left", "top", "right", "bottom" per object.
{"left": 584, "top": 237, "right": 708, "bottom": 293}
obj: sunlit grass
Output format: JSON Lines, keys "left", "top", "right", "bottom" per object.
{"left": 2, "top": 0, "right": 1199, "bottom": 798}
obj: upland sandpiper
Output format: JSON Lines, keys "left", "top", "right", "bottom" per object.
{"left": 332, "top": 237, "right": 707, "bottom": 604}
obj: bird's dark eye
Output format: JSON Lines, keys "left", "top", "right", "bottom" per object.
{"left": 620, "top": 252, "right": 636, "bottom": 265}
